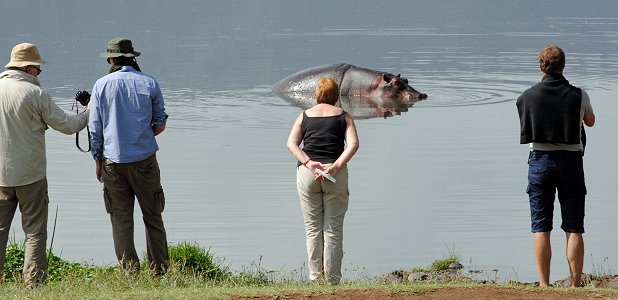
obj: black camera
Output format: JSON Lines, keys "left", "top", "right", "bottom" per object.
{"left": 75, "top": 90, "right": 91, "bottom": 106}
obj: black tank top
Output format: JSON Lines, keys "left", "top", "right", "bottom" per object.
{"left": 300, "top": 111, "right": 347, "bottom": 164}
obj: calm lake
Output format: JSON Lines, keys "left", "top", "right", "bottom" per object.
{"left": 2, "top": 1, "right": 618, "bottom": 283}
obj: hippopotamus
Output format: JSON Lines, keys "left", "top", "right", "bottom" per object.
{"left": 272, "top": 63, "right": 427, "bottom": 118}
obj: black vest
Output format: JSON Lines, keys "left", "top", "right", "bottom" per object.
{"left": 516, "top": 74, "right": 581, "bottom": 144}
{"left": 300, "top": 111, "right": 347, "bottom": 165}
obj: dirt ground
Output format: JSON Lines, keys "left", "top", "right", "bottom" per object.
{"left": 234, "top": 286, "right": 618, "bottom": 300}
{"left": 233, "top": 273, "right": 618, "bottom": 299}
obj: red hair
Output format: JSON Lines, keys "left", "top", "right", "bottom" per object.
{"left": 314, "top": 77, "right": 339, "bottom": 105}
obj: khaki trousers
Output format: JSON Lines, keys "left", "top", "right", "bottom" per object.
{"left": 102, "top": 154, "right": 169, "bottom": 274}
{"left": 297, "top": 165, "right": 349, "bottom": 284}
{"left": 0, "top": 178, "right": 48, "bottom": 287}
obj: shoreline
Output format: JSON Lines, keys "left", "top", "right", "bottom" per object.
{"left": 381, "top": 267, "right": 618, "bottom": 289}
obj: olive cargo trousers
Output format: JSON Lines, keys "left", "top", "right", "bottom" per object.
{"left": 102, "top": 154, "right": 169, "bottom": 274}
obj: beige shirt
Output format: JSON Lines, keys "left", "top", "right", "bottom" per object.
{"left": 0, "top": 69, "right": 89, "bottom": 186}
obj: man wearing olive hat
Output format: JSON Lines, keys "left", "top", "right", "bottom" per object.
{"left": 0, "top": 43, "right": 89, "bottom": 287}
{"left": 88, "top": 37, "right": 169, "bottom": 275}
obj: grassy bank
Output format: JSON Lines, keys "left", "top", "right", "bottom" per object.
{"left": 0, "top": 240, "right": 426, "bottom": 299}
{"left": 4, "top": 274, "right": 618, "bottom": 300}
{"left": 2, "top": 241, "right": 618, "bottom": 299}
{"left": 0, "top": 274, "right": 443, "bottom": 300}
{"left": 0, "top": 240, "right": 268, "bottom": 299}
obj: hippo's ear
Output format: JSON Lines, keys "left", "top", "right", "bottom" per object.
{"left": 381, "top": 74, "right": 389, "bottom": 83}
{"left": 395, "top": 74, "right": 409, "bottom": 84}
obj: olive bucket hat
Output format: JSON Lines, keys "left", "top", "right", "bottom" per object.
{"left": 100, "top": 37, "right": 141, "bottom": 58}
{"left": 5, "top": 43, "right": 48, "bottom": 68}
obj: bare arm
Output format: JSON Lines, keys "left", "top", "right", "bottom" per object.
{"left": 582, "top": 90, "right": 595, "bottom": 127}
{"left": 583, "top": 112, "right": 595, "bottom": 127}
{"left": 286, "top": 113, "right": 311, "bottom": 164}
{"left": 286, "top": 113, "right": 323, "bottom": 178}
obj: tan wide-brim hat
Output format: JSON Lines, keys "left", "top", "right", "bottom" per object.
{"left": 100, "top": 37, "right": 141, "bottom": 58}
{"left": 5, "top": 43, "right": 48, "bottom": 68}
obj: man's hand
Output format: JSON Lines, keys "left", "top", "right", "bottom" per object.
{"left": 95, "top": 159, "right": 103, "bottom": 183}
{"left": 152, "top": 124, "right": 166, "bottom": 136}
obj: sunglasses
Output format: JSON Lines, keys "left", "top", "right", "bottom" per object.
{"left": 29, "top": 65, "right": 42, "bottom": 75}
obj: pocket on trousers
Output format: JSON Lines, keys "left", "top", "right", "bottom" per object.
{"left": 526, "top": 162, "right": 548, "bottom": 196}
{"left": 527, "top": 164, "right": 548, "bottom": 185}
{"left": 528, "top": 163, "right": 548, "bottom": 175}
{"left": 102, "top": 163, "right": 118, "bottom": 183}
{"left": 155, "top": 187, "right": 165, "bottom": 214}
{"left": 103, "top": 188, "right": 113, "bottom": 214}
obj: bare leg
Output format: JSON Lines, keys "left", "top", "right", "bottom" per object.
{"left": 565, "top": 232, "right": 584, "bottom": 287}
{"left": 534, "top": 232, "right": 551, "bottom": 286}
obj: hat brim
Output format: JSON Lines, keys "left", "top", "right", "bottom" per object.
{"left": 100, "top": 51, "right": 141, "bottom": 58}
{"left": 5, "top": 58, "right": 48, "bottom": 68}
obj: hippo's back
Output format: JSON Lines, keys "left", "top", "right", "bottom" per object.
{"left": 271, "top": 63, "right": 353, "bottom": 96}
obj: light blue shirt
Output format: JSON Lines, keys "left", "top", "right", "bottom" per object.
{"left": 89, "top": 66, "right": 167, "bottom": 163}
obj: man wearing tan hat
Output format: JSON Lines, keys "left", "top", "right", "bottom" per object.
{"left": 88, "top": 37, "right": 169, "bottom": 275}
{"left": 0, "top": 43, "right": 89, "bottom": 287}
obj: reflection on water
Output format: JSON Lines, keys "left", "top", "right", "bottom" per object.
{"left": 3, "top": 0, "right": 618, "bottom": 284}
{"left": 276, "top": 93, "right": 422, "bottom": 119}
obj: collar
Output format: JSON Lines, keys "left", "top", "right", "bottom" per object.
{"left": 541, "top": 73, "right": 568, "bottom": 84}
{"left": 118, "top": 65, "right": 136, "bottom": 72}
{"left": 0, "top": 69, "right": 41, "bottom": 86}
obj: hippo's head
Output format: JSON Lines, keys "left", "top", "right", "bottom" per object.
{"left": 370, "top": 73, "right": 428, "bottom": 102}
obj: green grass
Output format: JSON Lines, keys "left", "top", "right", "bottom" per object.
{"left": 429, "top": 254, "right": 459, "bottom": 271}
{"left": 4, "top": 276, "right": 618, "bottom": 300}
{"left": 0, "top": 278, "right": 439, "bottom": 300}
{"left": 166, "top": 241, "right": 232, "bottom": 281}
{"left": 411, "top": 252, "right": 460, "bottom": 272}
{"left": 0, "top": 240, "right": 273, "bottom": 298}
{"left": 2, "top": 240, "right": 96, "bottom": 282}
{"left": 590, "top": 254, "right": 615, "bottom": 278}
{"left": 2, "top": 242, "right": 618, "bottom": 299}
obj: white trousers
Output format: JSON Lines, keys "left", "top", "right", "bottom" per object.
{"left": 297, "top": 165, "right": 349, "bottom": 284}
